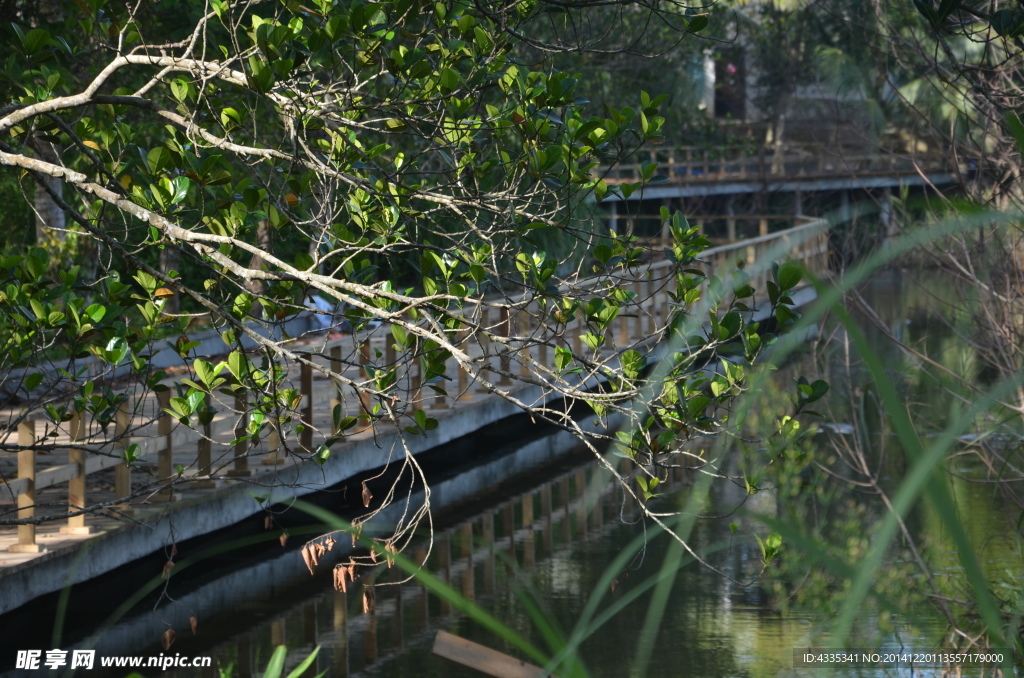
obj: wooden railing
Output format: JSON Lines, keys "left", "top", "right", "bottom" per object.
{"left": 612, "top": 213, "right": 819, "bottom": 245}
{"left": 0, "top": 217, "right": 831, "bottom": 553}
{"left": 598, "top": 145, "right": 958, "bottom": 185}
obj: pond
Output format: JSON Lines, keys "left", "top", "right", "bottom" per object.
{"left": 8, "top": 269, "right": 1023, "bottom": 677}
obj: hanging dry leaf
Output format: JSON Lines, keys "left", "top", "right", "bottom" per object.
{"left": 154, "top": 287, "right": 175, "bottom": 299}
{"left": 313, "top": 543, "right": 326, "bottom": 564}
{"left": 325, "top": 536, "right": 336, "bottom": 551}
{"left": 301, "top": 545, "right": 314, "bottom": 575}
{"left": 610, "top": 578, "right": 619, "bottom": 594}
{"left": 369, "top": 547, "right": 378, "bottom": 564}
{"left": 279, "top": 530, "right": 289, "bottom": 547}
{"left": 264, "top": 515, "right": 273, "bottom": 530}
{"left": 169, "top": 543, "right": 178, "bottom": 558}
{"left": 362, "top": 586, "right": 375, "bottom": 614}
{"left": 334, "top": 566, "right": 347, "bottom": 593}
{"left": 384, "top": 542, "right": 396, "bottom": 568}
{"left": 162, "top": 628, "right": 176, "bottom": 651}
{"left": 361, "top": 481, "right": 373, "bottom": 508}
{"left": 190, "top": 616, "right": 198, "bottom": 635}
{"left": 161, "top": 560, "right": 175, "bottom": 580}
{"left": 344, "top": 563, "right": 357, "bottom": 584}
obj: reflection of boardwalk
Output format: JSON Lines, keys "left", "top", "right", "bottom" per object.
{"left": 0, "top": 217, "right": 830, "bottom": 615}
{"left": 175, "top": 455, "right": 673, "bottom": 678}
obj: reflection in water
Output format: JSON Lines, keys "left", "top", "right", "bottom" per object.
{"left": 79, "top": 269, "right": 1021, "bottom": 677}
{"left": 162, "top": 452, "right": 953, "bottom": 678}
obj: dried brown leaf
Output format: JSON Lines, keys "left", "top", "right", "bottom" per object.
{"left": 169, "top": 543, "right": 178, "bottom": 558}
{"left": 189, "top": 616, "right": 198, "bottom": 635}
{"left": 314, "top": 543, "right": 326, "bottom": 564}
{"left": 361, "top": 481, "right": 372, "bottom": 508}
{"left": 325, "top": 536, "right": 336, "bottom": 551}
{"left": 264, "top": 515, "right": 273, "bottom": 530}
{"left": 161, "top": 560, "right": 175, "bottom": 580}
{"left": 279, "top": 530, "right": 289, "bottom": 547}
{"left": 610, "top": 578, "right": 619, "bottom": 594}
{"left": 369, "top": 547, "right": 378, "bottom": 564}
{"left": 362, "top": 586, "right": 375, "bottom": 614}
{"left": 162, "top": 628, "right": 176, "bottom": 651}
{"left": 334, "top": 566, "right": 348, "bottom": 593}
{"left": 384, "top": 542, "right": 396, "bottom": 568}
{"left": 301, "top": 545, "right": 314, "bottom": 575}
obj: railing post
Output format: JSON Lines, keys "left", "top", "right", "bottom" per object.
{"left": 155, "top": 391, "right": 175, "bottom": 499}
{"left": 358, "top": 336, "right": 373, "bottom": 414}
{"left": 328, "top": 344, "right": 345, "bottom": 433}
{"left": 229, "top": 391, "right": 251, "bottom": 477}
{"left": 498, "top": 307, "right": 511, "bottom": 385}
{"left": 261, "top": 420, "right": 285, "bottom": 465}
{"left": 411, "top": 357, "right": 423, "bottom": 406}
{"left": 645, "top": 278, "right": 657, "bottom": 335}
{"left": 518, "top": 308, "right": 532, "bottom": 378}
{"left": 571, "top": 313, "right": 583, "bottom": 355}
{"left": 458, "top": 330, "right": 474, "bottom": 401}
{"left": 475, "top": 309, "right": 492, "bottom": 394}
{"left": 193, "top": 393, "right": 215, "bottom": 489}
{"left": 617, "top": 299, "right": 630, "bottom": 347}
{"left": 62, "top": 412, "right": 92, "bottom": 534}
{"left": 114, "top": 401, "right": 133, "bottom": 509}
{"left": 300, "top": 361, "right": 314, "bottom": 451}
{"left": 10, "top": 420, "right": 44, "bottom": 553}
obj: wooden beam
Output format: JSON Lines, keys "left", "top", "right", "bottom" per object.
{"left": 433, "top": 631, "right": 551, "bottom": 678}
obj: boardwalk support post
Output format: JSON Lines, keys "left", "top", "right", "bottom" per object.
{"left": 61, "top": 412, "right": 92, "bottom": 534}
{"left": 10, "top": 421, "right": 45, "bottom": 553}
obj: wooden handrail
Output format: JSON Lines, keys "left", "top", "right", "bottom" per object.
{"left": 0, "top": 218, "right": 832, "bottom": 549}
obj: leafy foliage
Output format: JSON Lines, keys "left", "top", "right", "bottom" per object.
{"left": 0, "top": 0, "right": 819, "bottom": 582}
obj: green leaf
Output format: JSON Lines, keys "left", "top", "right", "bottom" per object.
{"left": 221, "top": 108, "right": 243, "bottom": 130}
{"left": 226, "top": 350, "right": 247, "bottom": 381}
{"left": 25, "top": 247, "right": 48, "bottom": 279}
{"left": 24, "top": 373, "right": 43, "bottom": 391}
{"left": 620, "top": 350, "right": 645, "bottom": 379}
{"left": 21, "top": 28, "right": 51, "bottom": 55}
{"left": 146, "top": 147, "right": 172, "bottom": 175}
{"left": 777, "top": 263, "right": 802, "bottom": 291}
{"left": 936, "top": 0, "right": 960, "bottom": 20}
{"left": 554, "top": 346, "right": 573, "bottom": 372}
{"left": 247, "top": 56, "right": 276, "bottom": 92}
{"left": 101, "top": 337, "right": 129, "bottom": 365}
{"left": 123, "top": 443, "right": 141, "bottom": 465}
{"left": 688, "top": 14, "right": 709, "bottom": 33}
{"left": 263, "top": 646, "right": 288, "bottom": 678}
{"left": 439, "top": 68, "right": 460, "bottom": 91}
{"left": 169, "top": 78, "right": 190, "bottom": 102}
{"left": 391, "top": 323, "right": 408, "bottom": 349}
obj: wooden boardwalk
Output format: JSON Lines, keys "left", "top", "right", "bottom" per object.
{"left": 600, "top": 143, "right": 957, "bottom": 186}
{"left": 0, "top": 217, "right": 831, "bottom": 585}
{"left": 596, "top": 144, "right": 963, "bottom": 202}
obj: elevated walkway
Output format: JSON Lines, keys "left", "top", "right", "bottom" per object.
{"left": 598, "top": 144, "right": 963, "bottom": 200}
{"left": 0, "top": 217, "right": 831, "bottom": 615}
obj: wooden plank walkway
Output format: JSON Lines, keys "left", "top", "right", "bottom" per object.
{"left": 0, "top": 217, "right": 831, "bottom": 582}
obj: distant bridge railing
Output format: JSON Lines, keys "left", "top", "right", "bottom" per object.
{"left": 598, "top": 145, "right": 959, "bottom": 185}
{"left": 612, "top": 213, "right": 820, "bottom": 245}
